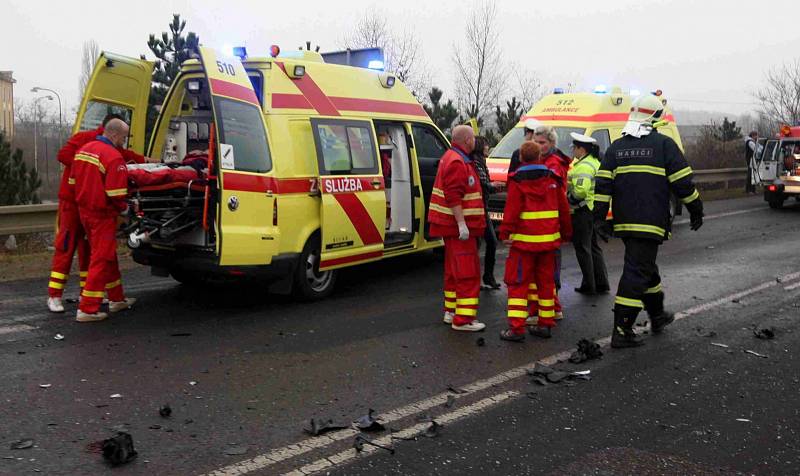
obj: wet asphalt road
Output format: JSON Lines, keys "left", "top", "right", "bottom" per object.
{"left": 0, "top": 195, "right": 798, "bottom": 475}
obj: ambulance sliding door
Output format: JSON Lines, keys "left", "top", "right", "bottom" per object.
{"left": 198, "top": 47, "right": 278, "bottom": 266}
{"left": 310, "top": 118, "right": 386, "bottom": 271}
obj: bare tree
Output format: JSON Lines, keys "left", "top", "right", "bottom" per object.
{"left": 509, "top": 65, "right": 545, "bottom": 113}
{"left": 343, "top": 10, "right": 427, "bottom": 96}
{"left": 754, "top": 60, "right": 800, "bottom": 126}
{"left": 452, "top": 1, "right": 506, "bottom": 122}
{"left": 78, "top": 39, "right": 100, "bottom": 103}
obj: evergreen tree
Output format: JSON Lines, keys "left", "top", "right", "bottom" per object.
{"left": 0, "top": 132, "right": 41, "bottom": 205}
{"left": 146, "top": 14, "right": 200, "bottom": 139}
{"left": 494, "top": 97, "right": 523, "bottom": 138}
{"left": 422, "top": 87, "right": 459, "bottom": 135}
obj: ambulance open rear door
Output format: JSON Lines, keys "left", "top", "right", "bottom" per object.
{"left": 310, "top": 118, "right": 386, "bottom": 271}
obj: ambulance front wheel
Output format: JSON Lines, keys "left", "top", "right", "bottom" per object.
{"left": 293, "top": 235, "right": 336, "bottom": 300}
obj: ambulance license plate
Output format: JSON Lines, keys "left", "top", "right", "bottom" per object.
{"left": 489, "top": 212, "right": 504, "bottom": 221}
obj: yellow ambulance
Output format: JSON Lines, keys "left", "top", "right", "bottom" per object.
{"left": 486, "top": 86, "right": 683, "bottom": 220}
{"left": 74, "top": 46, "right": 449, "bottom": 299}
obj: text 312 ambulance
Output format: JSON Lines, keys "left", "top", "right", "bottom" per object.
{"left": 73, "top": 46, "right": 451, "bottom": 299}
{"left": 485, "top": 86, "right": 685, "bottom": 222}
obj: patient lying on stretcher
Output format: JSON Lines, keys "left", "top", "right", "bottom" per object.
{"left": 127, "top": 150, "right": 209, "bottom": 188}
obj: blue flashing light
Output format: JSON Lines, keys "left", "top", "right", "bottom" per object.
{"left": 553, "top": 87, "right": 565, "bottom": 94}
{"left": 368, "top": 60, "right": 385, "bottom": 70}
{"left": 232, "top": 46, "right": 247, "bottom": 59}
{"left": 594, "top": 84, "right": 607, "bottom": 94}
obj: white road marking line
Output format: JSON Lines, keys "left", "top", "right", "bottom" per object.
{"left": 0, "top": 324, "right": 36, "bottom": 336}
{"left": 673, "top": 207, "right": 762, "bottom": 225}
{"left": 784, "top": 281, "right": 800, "bottom": 291}
{"left": 283, "top": 391, "right": 520, "bottom": 476}
{"left": 206, "top": 269, "right": 800, "bottom": 476}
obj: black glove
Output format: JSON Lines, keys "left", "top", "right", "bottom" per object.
{"left": 594, "top": 218, "right": 611, "bottom": 242}
{"left": 686, "top": 199, "right": 704, "bottom": 231}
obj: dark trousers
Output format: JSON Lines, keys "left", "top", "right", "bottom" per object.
{"left": 571, "top": 207, "right": 609, "bottom": 292}
{"left": 745, "top": 159, "right": 756, "bottom": 193}
{"left": 482, "top": 214, "right": 497, "bottom": 279}
{"left": 614, "top": 238, "right": 664, "bottom": 323}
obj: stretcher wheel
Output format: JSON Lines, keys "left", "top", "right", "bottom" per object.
{"left": 293, "top": 234, "right": 336, "bottom": 301}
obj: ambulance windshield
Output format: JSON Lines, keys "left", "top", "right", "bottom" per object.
{"left": 491, "top": 126, "right": 585, "bottom": 158}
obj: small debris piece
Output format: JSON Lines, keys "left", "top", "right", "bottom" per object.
{"left": 744, "top": 350, "right": 768, "bottom": 359}
{"left": 736, "top": 418, "right": 751, "bottom": 422}
{"left": 189, "top": 381, "right": 197, "bottom": 386}
{"left": 148, "top": 425, "right": 161, "bottom": 430}
{"left": 569, "top": 339, "right": 603, "bottom": 363}
{"left": 710, "top": 343, "right": 729, "bottom": 349}
{"left": 354, "top": 409, "right": 385, "bottom": 432}
{"left": 159, "top": 405, "right": 172, "bottom": 418}
{"left": 39, "top": 384, "right": 51, "bottom": 389}
{"left": 223, "top": 445, "right": 248, "bottom": 456}
{"left": 476, "top": 337, "right": 485, "bottom": 347}
{"left": 353, "top": 435, "right": 394, "bottom": 454}
{"left": 532, "top": 376, "right": 548, "bottom": 386}
{"left": 54, "top": 334, "right": 64, "bottom": 341}
{"left": 446, "top": 385, "right": 467, "bottom": 394}
{"left": 732, "top": 299, "right": 740, "bottom": 304}
{"left": 525, "top": 391, "right": 538, "bottom": 399}
{"left": 753, "top": 327, "right": 775, "bottom": 340}
{"left": 170, "top": 333, "right": 191, "bottom": 337}
{"left": 303, "top": 418, "right": 348, "bottom": 436}
{"left": 528, "top": 363, "right": 554, "bottom": 376}
{"left": 546, "top": 371, "right": 569, "bottom": 383}
{"left": 110, "top": 394, "right": 122, "bottom": 399}
{"left": 695, "top": 327, "right": 717, "bottom": 338}
{"left": 102, "top": 432, "right": 137, "bottom": 466}
{"left": 444, "top": 395, "right": 456, "bottom": 408}
{"left": 10, "top": 439, "right": 34, "bottom": 450}
{"left": 414, "top": 413, "right": 433, "bottom": 423}
{"left": 423, "top": 421, "right": 442, "bottom": 438}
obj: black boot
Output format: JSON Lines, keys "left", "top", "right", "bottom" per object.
{"left": 642, "top": 292, "right": 674, "bottom": 333}
{"left": 610, "top": 308, "right": 644, "bottom": 349}
{"left": 650, "top": 312, "right": 675, "bottom": 333}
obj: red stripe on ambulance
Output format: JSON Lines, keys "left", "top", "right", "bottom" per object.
{"left": 209, "top": 78, "right": 259, "bottom": 106}
{"left": 331, "top": 193, "right": 383, "bottom": 245}
{"left": 222, "top": 173, "right": 315, "bottom": 194}
{"left": 320, "top": 250, "right": 383, "bottom": 268}
{"left": 275, "top": 63, "right": 340, "bottom": 116}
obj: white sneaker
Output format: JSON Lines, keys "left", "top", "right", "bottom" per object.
{"left": 76, "top": 310, "right": 108, "bottom": 322}
{"left": 555, "top": 311, "right": 564, "bottom": 320}
{"left": 525, "top": 316, "right": 536, "bottom": 326}
{"left": 443, "top": 311, "right": 454, "bottom": 324}
{"left": 109, "top": 297, "right": 137, "bottom": 313}
{"left": 451, "top": 320, "right": 486, "bottom": 332}
{"left": 47, "top": 297, "right": 65, "bottom": 313}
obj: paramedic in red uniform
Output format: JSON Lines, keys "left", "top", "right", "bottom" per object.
{"left": 499, "top": 142, "right": 572, "bottom": 341}
{"left": 46, "top": 114, "right": 150, "bottom": 313}
{"left": 70, "top": 118, "right": 137, "bottom": 322}
{"left": 428, "top": 125, "right": 487, "bottom": 332}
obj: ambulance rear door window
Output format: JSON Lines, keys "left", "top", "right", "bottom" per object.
{"left": 215, "top": 97, "right": 272, "bottom": 173}
{"left": 312, "top": 119, "right": 378, "bottom": 176}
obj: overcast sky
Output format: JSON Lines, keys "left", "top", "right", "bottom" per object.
{"left": 3, "top": 0, "right": 799, "bottom": 121}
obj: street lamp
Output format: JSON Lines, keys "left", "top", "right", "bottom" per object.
{"left": 31, "top": 87, "right": 63, "bottom": 136}
{"left": 31, "top": 95, "right": 53, "bottom": 174}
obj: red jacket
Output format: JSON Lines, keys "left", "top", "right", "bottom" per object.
{"left": 542, "top": 149, "right": 571, "bottom": 188}
{"left": 427, "top": 145, "right": 486, "bottom": 238}
{"left": 70, "top": 138, "right": 129, "bottom": 217}
{"left": 499, "top": 163, "right": 572, "bottom": 252}
{"left": 57, "top": 126, "right": 146, "bottom": 202}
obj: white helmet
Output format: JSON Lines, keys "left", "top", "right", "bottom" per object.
{"left": 622, "top": 94, "right": 665, "bottom": 138}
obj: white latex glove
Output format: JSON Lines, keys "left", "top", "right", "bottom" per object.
{"left": 457, "top": 221, "right": 470, "bottom": 241}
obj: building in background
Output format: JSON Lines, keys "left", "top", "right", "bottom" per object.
{"left": 0, "top": 71, "right": 15, "bottom": 140}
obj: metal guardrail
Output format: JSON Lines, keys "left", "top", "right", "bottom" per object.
{"left": 0, "top": 168, "right": 750, "bottom": 236}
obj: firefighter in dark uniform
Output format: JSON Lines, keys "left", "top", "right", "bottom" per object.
{"left": 593, "top": 94, "right": 704, "bottom": 348}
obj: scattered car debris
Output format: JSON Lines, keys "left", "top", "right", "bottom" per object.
{"left": 447, "top": 385, "right": 467, "bottom": 394}
{"left": 423, "top": 421, "right": 442, "bottom": 438}
{"left": 109, "top": 394, "right": 122, "bottom": 399}
{"left": 532, "top": 376, "right": 548, "bottom": 386}
{"left": 736, "top": 418, "right": 751, "bottom": 422}
{"left": 303, "top": 418, "right": 348, "bottom": 436}
{"left": 476, "top": 337, "right": 485, "bottom": 347}
{"left": 752, "top": 327, "right": 775, "bottom": 340}
{"left": 38, "top": 384, "right": 51, "bottom": 389}
{"left": 102, "top": 432, "right": 137, "bottom": 466}
{"left": 546, "top": 371, "right": 569, "bottom": 383}
{"left": 529, "top": 364, "right": 591, "bottom": 386}
{"left": 159, "top": 405, "right": 172, "bottom": 418}
{"left": 744, "top": 350, "right": 768, "bottom": 359}
{"left": 10, "top": 439, "right": 33, "bottom": 450}
{"left": 710, "top": 343, "right": 729, "bottom": 349}
{"left": 54, "top": 334, "right": 64, "bottom": 341}
{"left": 444, "top": 395, "right": 456, "bottom": 408}
{"left": 353, "top": 435, "right": 394, "bottom": 454}
{"left": 189, "top": 381, "right": 197, "bottom": 386}
{"left": 569, "top": 339, "right": 603, "bottom": 363}
{"left": 148, "top": 425, "right": 161, "bottom": 430}
{"left": 354, "top": 409, "right": 385, "bottom": 432}
{"left": 223, "top": 445, "right": 248, "bottom": 456}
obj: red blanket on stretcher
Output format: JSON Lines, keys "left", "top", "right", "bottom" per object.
{"left": 127, "top": 152, "right": 208, "bottom": 188}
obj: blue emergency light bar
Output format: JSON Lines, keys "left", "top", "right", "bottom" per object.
{"left": 553, "top": 88, "right": 565, "bottom": 94}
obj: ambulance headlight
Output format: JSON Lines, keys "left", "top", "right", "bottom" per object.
{"left": 187, "top": 80, "right": 201, "bottom": 93}
{"left": 293, "top": 65, "right": 305, "bottom": 77}
{"left": 379, "top": 73, "right": 396, "bottom": 88}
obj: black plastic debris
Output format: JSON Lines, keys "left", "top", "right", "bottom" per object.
{"left": 353, "top": 435, "right": 394, "bottom": 454}
{"left": 753, "top": 327, "right": 775, "bottom": 340}
{"left": 303, "top": 418, "right": 348, "bottom": 436}
{"left": 423, "top": 421, "right": 442, "bottom": 438}
{"left": 159, "top": 404, "right": 172, "bottom": 418}
{"left": 223, "top": 445, "right": 248, "bottom": 456}
{"left": 170, "top": 333, "right": 191, "bottom": 337}
{"left": 10, "top": 439, "right": 33, "bottom": 450}
{"left": 447, "top": 385, "right": 467, "bottom": 394}
{"left": 354, "top": 409, "right": 385, "bottom": 432}
{"left": 532, "top": 376, "right": 548, "bottom": 386}
{"left": 569, "top": 339, "right": 603, "bottom": 364}
{"left": 476, "top": 337, "right": 486, "bottom": 347}
{"left": 102, "top": 432, "right": 137, "bottom": 466}
{"left": 444, "top": 395, "right": 456, "bottom": 408}
{"left": 546, "top": 371, "right": 569, "bottom": 383}
{"left": 528, "top": 363, "right": 554, "bottom": 376}
{"left": 148, "top": 425, "right": 162, "bottom": 430}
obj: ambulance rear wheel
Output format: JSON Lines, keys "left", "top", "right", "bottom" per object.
{"left": 293, "top": 235, "right": 336, "bottom": 300}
